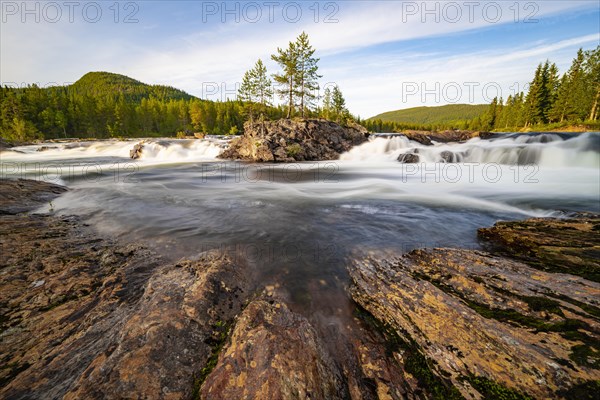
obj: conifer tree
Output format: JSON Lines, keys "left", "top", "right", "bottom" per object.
{"left": 272, "top": 41, "right": 298, "bottom": 118}
{"left": 584, "top": 46, "right": 600, "bottom": 121}
{"left": 294, "top": 32, "right": 321, "bottom": 118}
{"left": 322, "top": 87, "right": 332, "bottom": 119}
{"left": 239, "top": 59, "right": 273, "bottom": 123}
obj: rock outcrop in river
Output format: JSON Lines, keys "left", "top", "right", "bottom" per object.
{"left": 219, "top": 119, "right": 370, "bottom": 162}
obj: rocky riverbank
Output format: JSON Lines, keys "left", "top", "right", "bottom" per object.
{"left": 219, "top": 119, "right": 370, "bottom": 162}
{"left": 1, "top": 179, "right": 599, "bottom": 399}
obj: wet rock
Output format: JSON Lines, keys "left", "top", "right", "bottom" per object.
{"left": 0, "top": 212, "right": 161, "bottom": 398}
{"left": 129, "top": 141, "right": 145, "bottom": 159}
{"left": 348, "top": 247, "right": 600, "bottom": 399}
{"left": 0, "top": 179, "right": 67, "bottom": 214}
{"left": 400, "top": 130, "right": 482, "bottom": 145}
{"left": 0, "top": 137, "right": 14, "bottom": 150}
{"left": 397, "top": 153, "right": 420, "bottom": 163}
{"left": 478, "top": 215, "right": 600, "bottom": 282}
{"left": 478, "top": 131, "right": 496, "bottom": 140}
{"left": 200, "top": 296, "right": 346, "bottom": 399}
{"left": 64, "top": 252, "right": 253, "bottom": 399}
{"left": 219, "top": 118, "right": 369, "bottom": 162}
{"left": 440, "top": 150, "right": 455, "bottom": 162}
{"left": 401, "top": 131, "right": 433, "bottom": 145}
{"left": 428, "top": 130, "right": 479, "bottom": 143}
{"left": 194, "top": 132, "right": 206, "bottom": 139}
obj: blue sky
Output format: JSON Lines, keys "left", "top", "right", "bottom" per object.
{"left": 1, "top": 0, "right": 599, "bottom": 118}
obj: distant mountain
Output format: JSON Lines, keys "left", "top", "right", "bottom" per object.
{"left": 369, "top": 104, "right": 488, "bottom": 125}
{"left": 69, "top": 71, "right": 194, "bottom": 101}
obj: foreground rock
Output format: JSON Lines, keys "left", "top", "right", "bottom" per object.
{"left": 65, "top": 252, "right": 253, "bottom": 399}
{"left": 348, "top": 247, "right": 600, "bottom": 399}
{"left": 219, "top": 118, "right": 369, "bottom": 162}
{"left": 200, "top": 295, "right": 346, "bottom": 399}
{"left": 0, "top": 178, "right": 67, "bottom": 214}
{"left": 0, "top": 179, "right": 255, "bottom": 399}
{"left": 478, "top": 215, "right": 600, "bottom": 282}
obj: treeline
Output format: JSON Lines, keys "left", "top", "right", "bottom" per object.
{"left": 474, "top": 46, "right": 600, "bottom": 131}
{"left": 0, "top": 73, "right": 288, "bottom": 142}
{"left": 361, "top": 118, "right": 473, "bottom": 133}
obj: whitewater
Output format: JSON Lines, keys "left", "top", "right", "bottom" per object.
{"left": 2, "top": 130, "right": 599, "bottom": 334}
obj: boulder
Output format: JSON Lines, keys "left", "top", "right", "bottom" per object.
{"left": 397, "top": 152, "right": 420, "bottom": 163}
{"left": 0, "top": 180, "right": 257, "bottom": 399}
{"left": 440, "top": 150, "right": 455, "bottom": 162}
{"left": 218, "top": 119, "right": 369, "bottom": 162}
{"left": 478, "top": 215, "right": 600, "bottom": 282}
{"left": 200, "top": 296, "right": 346, "bottom": 399}
{"left": 129, "top": 141, "right": 144, "bottom": 159}
{"left": 348, "top": 247, "right": 600, "bottom": 399}
{"left": 64, "top": 252, "right": 254, "bottom": 399}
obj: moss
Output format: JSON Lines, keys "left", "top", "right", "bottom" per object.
{"left": 557, "top": 380, "right": 600, "bottom": 399}
{"left": 191, "top": 321, "right": 231, "bottom": 399}
{"left": 466, "top": 376, "right": 533, "bottom": 400}
{"left": 544, "top": 292, "right": 600, "bottom": 319}
{"left": 285, "top": 143, "right": 302, "bottom": 157}
{"left": 353, "top": 304, "right": 464, "bottom": 400}
{"left": 569, "top": 344, "right": 599, "bottom": 370}
{"left": 519, "top": 295, "right": 563, "bottom": 315}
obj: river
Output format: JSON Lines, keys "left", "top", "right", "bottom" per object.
{"left": 1, "top": 131, "right": 598, "bottom": 339}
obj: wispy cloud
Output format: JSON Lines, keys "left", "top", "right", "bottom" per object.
{"left": 1, "top": 0, "right": 598, "bottom": 117}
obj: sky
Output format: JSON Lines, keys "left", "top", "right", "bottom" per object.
{"left": 1, "top": 0, "right": 599, "bottom": 118}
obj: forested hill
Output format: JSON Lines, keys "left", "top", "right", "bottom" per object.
{"left": 1, "top": 72, "right": 258, "bottom": 140}
{"left": 369, "top": 104, "right": 488, "bottom": 125}
{"left": 70, "top": 72, "right": 193, "bottom": 101}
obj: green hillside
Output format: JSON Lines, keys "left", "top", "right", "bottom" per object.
{"left": 369, "top": 104, "right": 488, "bottom": 125}
{"left": 70, "top": 71, "right": 194, "bottom": 101}
{"left": 1, "top": 72, "right": 253, "bottom": 140}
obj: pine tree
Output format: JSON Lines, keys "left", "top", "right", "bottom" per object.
{"left": 239, "top": 59, "right": 273, "bottom": 123}
{"left": 331, "top": 85, "right": 348, "bottom": 123}
{"left": 272, "top": 41, "right": 298, "bottom": 118}
{"left": 564, "top": 49, "right": 588, "bottom": 121}
{"left": 584, "top": 46, "right": 600, "bottom": 121}
{"left": 294, "top": 32, "right": 321, "bottom": 118}
{"left": 549, "top": 74, "right": 570, "bottom": 123}
{"left": 322, "top": 87, "right": 332, "bottom": 119}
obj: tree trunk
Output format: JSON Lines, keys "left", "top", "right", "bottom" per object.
{"left": 287, "top": 76, "right": 293, "bottom": 119}
{"left": 589, "top": 89, "right": 599, "bottom": 121}
{"left": 300, "top": 77, "right": 305, "bottom": 118}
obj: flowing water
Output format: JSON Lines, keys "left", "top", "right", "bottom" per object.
{"left": 1, "top": 132, "right": 599, "bottom": 348}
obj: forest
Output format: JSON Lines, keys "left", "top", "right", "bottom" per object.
{"left": 366, "top": 46, "right": 600, "bottom": 133}
{"left": 474, "top": 46, "right": 600, "bottom": 131}
{"left": 0, "top": 72, "right": 257, "bottom": 141}
{"left": 1, "top": 43, "right": 598, "bottom": 142}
